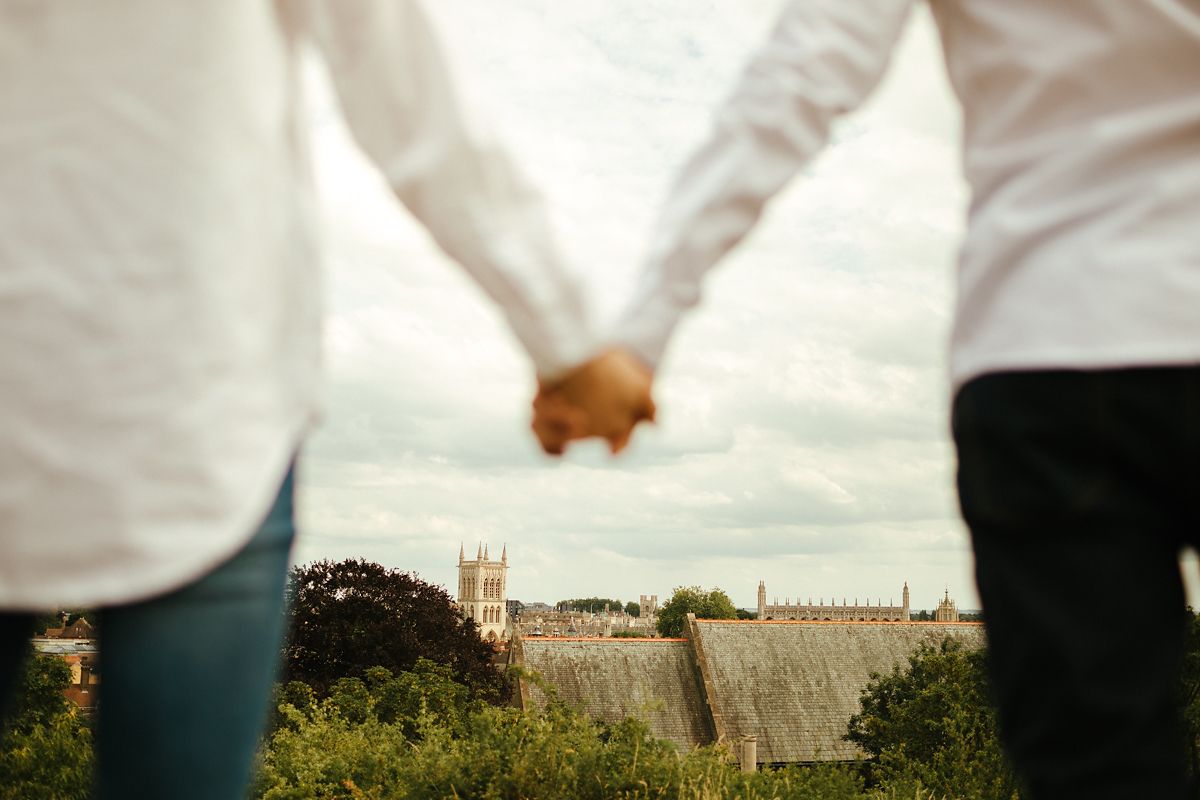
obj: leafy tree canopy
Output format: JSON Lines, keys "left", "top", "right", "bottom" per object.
{"left": 656, "top": 586, "right": 738, "bottom": 638}
{"left": 0, "top": 656, "right": 93, "bottom": 800}
{"left": 846, "top": 638, "right": 1020, "bottom": 799}
{"left": 283, "top": 558, "right": 504, "bottom": 700}
{"left": 624, "top": 601, "right": 641, "bottom": 618}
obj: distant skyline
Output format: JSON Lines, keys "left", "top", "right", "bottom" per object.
{"left": 290, "top": 1, "right": 1200, "bottom": 612}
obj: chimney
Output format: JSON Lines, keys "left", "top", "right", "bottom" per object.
{"left": 740, "top": 735, "right": 758, "bottom": 772}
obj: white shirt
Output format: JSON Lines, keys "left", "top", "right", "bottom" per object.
{"left": 0, "top": 1, "right": 593, "bottom": 610}
{"left": 617, "top": 0, "right": 1200, "bottom": 389}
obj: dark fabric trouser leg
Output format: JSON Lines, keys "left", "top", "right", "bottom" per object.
{"left": 954, "top": 367, "right": 1200, "bottom": 800}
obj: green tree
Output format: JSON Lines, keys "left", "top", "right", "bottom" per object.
{"left": 846, "top": 639, "right": 1020, "bottom": 799}
{"left": 283, "top": 559, "right": 505, "bottom": 700}
{"left": 624, "top": 601, "right": 640, "bottom": 617}
{"left": 557, "top": 597, "right": 624, "bottom": 614}
{"left": 656, "top": 586, "right": 738, "bottom": 638}
{"left": 0, "top": 655, "right": 93, "bottom": 800}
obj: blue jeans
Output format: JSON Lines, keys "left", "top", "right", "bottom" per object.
{"left": 1, "top": 467, "right": 296, "bottom": 799}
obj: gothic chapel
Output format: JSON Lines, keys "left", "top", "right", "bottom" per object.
{"left": 458, "top": 542, "right": 508, "bottom": 641}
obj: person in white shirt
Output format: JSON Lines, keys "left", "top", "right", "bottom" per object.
{"left": 0, "top": 2, "right": 596, "bottom": 797}
{"left": 537, "top": 1, "right": 1200, "bottom": 796}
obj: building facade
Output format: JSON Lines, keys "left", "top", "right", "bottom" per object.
{"left": 757, "top": 580, "right": 911, "bottom": 622}
{"left": 458, "top": 542, "right": 508, "bottom": 641}
{"left": 935, "top": 588, "right": 959, "bottom": 622}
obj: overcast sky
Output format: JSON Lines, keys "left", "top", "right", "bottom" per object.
{"left": 293, "top": 1, "right": 979, "bottom": 612}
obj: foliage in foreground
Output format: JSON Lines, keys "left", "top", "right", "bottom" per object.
{"left": 847, "top": 640, "right": 1020, "bottom": 800}
{"left": 0, "top": 655, "right": 93, "bottom": 800}
{"left": 254, "top": 670, "right": 868, "bottom": 800}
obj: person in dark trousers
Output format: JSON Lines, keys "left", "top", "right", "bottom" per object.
{"left": 537, "top": 2, "right": 1200, "bottom": 797}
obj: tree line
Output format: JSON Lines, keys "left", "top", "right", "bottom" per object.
{"left": 556, "top": 597, "right": 641, "bottom": 617}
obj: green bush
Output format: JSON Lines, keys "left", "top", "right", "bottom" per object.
{"left": 0, "top": 656, "right": 93, "bottom": 800}
{"left": 847, "top": 640, "right": 1020, "bottom": 800}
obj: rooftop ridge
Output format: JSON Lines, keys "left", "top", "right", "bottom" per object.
{"left": 694, "top": 619, "right": 983, "bottom": 626}
{"left": 521, "top": 636, "right": 688, "bottom": 642}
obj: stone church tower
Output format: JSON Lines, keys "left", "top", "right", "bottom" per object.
{"left": 458, "top": 542, "right": 508, "bottom": 642}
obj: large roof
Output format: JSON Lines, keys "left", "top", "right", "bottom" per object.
{"left": 514, "top": 637, "right": 714, "bottom": 751}
{"left": 689, "top": 619, "right": 986, "bottom": 762}
{"left": 512, "top": 618, "right": 986, "bottom": 764}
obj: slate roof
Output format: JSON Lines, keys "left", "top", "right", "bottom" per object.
{"left": 513, "top": 637, "right": 714, "bottom": 751}
{"left": 688, "top": 619, "right": 987, "bottom": 763}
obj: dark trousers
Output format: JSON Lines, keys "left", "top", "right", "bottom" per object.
{"left": 0, "top": 467, "right": 296, "bottom": 800}
{"left": 954, "top": 367, "right": 1200, "bottom": 800}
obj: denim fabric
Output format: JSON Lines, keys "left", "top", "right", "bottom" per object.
{"left": 1, "top": 467, "right": 296, "bottom": 799}
{"left": 954, "top": 368, "right": 1200, "bottom": 800}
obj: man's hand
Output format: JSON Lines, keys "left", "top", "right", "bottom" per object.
{"left": 532, "top": 349, "right": 656, "bottom": 456}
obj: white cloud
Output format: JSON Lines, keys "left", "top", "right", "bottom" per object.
{"left": 296, "top": 2, "right": 985, "bottom": 613}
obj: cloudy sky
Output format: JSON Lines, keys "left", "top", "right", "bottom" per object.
{"left": 294, "top": 0, "right": 977, "bottom": 613}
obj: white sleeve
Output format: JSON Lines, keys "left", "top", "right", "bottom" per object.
{"left": 615, "top": 0, "right": 916, "bottom": 369}
{"left": 302, "top": 0, "right": 593, "bottom": 378}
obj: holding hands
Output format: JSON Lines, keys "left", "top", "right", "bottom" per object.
{"left": 532, "top": 349, "right": 656, "bottom": 456}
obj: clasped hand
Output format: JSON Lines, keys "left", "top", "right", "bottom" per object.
{"left": 531, "top": 349, "right": 656, "bottom": 456}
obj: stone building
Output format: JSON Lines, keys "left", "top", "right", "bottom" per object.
{"left": 757, "top": 580, "right": 910, "bottom": 622}
{"left": 935, "top": 588, "right": 959, "bottom": 622}
{"left": 512, "top": 608, "right": 654, "bottom": 639}
{"left": 513, "top": 616, "right": 985, "bottom": 764}
{"left": 457, "top": 542, "right": 508, "bottom": 642}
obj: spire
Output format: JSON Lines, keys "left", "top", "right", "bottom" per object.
{"left": 484, "top": 543, "right": 489, "bottom": 560}
{"left": 501, "top": 544, "right": 507, "bottom": 564}
{"left": 476, "top": 542, "right": 483, "bottom": 560}
{"left": 459, "top": 543, "right": 465, "bottom": 563}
